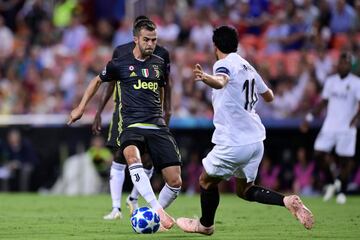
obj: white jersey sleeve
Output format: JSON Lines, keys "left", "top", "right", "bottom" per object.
{"left": 253, "top": 70, "right": 269, "bottom": 94}
{"left": 213, "top": 59, "right": 231, "bottom": 79}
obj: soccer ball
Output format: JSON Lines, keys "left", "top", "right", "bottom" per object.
{"left": 130, "top": 207, "right": 160, "bottom": 234}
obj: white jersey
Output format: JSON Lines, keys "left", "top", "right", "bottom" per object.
{"left": 211, "top": 53, "right": 269, "bottom": 146}
{"left": 321, "top": 73, "right": 360, "bottom": 132}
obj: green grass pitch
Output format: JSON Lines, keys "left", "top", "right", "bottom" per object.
{"left": 1, "top": 194, "right": 360, "bottom": 239}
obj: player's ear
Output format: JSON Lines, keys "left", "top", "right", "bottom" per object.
{"left": 134, "top": 36, "right": 138, "bottom": 44}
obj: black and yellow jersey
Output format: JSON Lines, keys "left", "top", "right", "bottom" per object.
{"left": 99, "top": 52, "right": 167, "bottom": 129}
{"left": 111, "top": 42, "right": 170, "bottom": 106}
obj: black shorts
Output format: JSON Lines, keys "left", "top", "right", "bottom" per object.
{"left": 119, "top": 127, "right": 182, "bottom": 171}
{"left": 106, "top": 107, "right": 121, "bottom": 148}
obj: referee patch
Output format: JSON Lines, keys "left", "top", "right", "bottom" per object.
{"left": 215, "top": 67, "right": 230, "bottom": 76}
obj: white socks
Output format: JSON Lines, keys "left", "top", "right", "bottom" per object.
{"left": 128, "top": 163, "right": 162, "bottom": 210}
{"left": 111, "top": 162, "right": 180, "bottom": 210}
{"left": 109, "top": 162, "right": 126, "bottom": 209}
{"left": 129, "top": 167, "right": 154, "bottom": 200}
{"left": 159, "top": 183, "right": 181, "bottom": 209}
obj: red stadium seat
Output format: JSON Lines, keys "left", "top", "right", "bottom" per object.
{"left": 331, "top": 34, "right": 350, "bottom": 50}
{"left": 284, "top": 51, "right": 301, "bottom": 76}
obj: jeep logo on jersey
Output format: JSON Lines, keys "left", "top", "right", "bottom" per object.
{"left": 141, "top": 69, "right": 149, "bottom": 78}
{"left": 133, "top": 79, "right": 158, "bottom": 92}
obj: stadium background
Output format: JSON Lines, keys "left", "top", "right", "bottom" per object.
{"left": 0, "top": 0, "right": 359, "bottom": 196}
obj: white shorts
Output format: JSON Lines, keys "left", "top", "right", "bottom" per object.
{"left": 202, "top": 141, "right": 264, "bottom": 182}
{"left": 314, "top": 130, "right": 357, "bottom": 157}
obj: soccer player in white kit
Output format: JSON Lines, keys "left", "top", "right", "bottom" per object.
{"left": 176, "top": 26, "right": 314, "bottom": 235}
{"left": 301, "top": 52, "right": 360, "bottom": 204}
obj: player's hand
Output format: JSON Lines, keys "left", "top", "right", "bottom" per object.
{"left": 193, "top": 64, "right": 204, "bottom": 81}
{"left": 67, "top": 107, "right": 84, "bottom": 125}
{"left": 92, "top": 113, "right": 102, "bottom": 135}
{"left": 300, "top": 120, "right": 309, "bottom": 133}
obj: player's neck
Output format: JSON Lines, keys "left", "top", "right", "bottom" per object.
{"left": 217, "top": 52, "right": 229, "bottom": 60}
{"left": 339, "top": 72, "right": 350, "bottom": 79}
{"left": 133, "top": 47, "right": 149, "bottom": 61}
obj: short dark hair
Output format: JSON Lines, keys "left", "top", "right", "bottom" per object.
{"left": 212, "top": 26, "right": 238, "bottom": 54}
{"left": 133, "top": 19, "right": 156, "bottom": 36}
{"left": 133, "top": 15, "right": 149, "bottom": 27}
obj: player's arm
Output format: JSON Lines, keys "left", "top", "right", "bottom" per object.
{"left": 301, "top": 77, "right": 331, "bottom": 132}
{"left": 193, "top": 64, "right": 229, "bottom": 89}
{"left": 300, "top": 99, "right": 328, "bottom": 132}
{"left": 92, "top": 82, "right": 115, "bottom": 134}
{"left": 68, "top": 75, "right": 103, "bottom": 125}
{"left": 260, "top": 89, "right": 274, "bottom": 102}
{"left": 350, "top": 101, "right": 360, "bottom": 127}
{"left": 68, "top": 60, "right": 116, "bottom": 125}
{"left": 254, "top": 70, "right": 273, "bottom": 102}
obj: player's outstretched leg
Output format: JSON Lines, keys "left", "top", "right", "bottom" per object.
{"left": 176, "top": 218, "right": 214, "bottom": 235}
{"left": 241, "top": 182, "right": 314, "bottom": 230}
{"left": 284, "top": 195, "right": 314, "bottom": 229}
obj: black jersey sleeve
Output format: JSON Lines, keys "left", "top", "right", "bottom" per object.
{"left": 112, "top": 48, "right": 119, "bottom": 59}
{"left": 99, "top": 60, "right": 117, "bottom": 82}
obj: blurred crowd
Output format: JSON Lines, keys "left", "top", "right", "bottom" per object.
{"left": 0, "top": 0, "right": 360, "bottom": 120}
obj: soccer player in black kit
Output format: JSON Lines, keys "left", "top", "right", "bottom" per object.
{"left": 68, "top": 19, "right": 180, "bottom": 230}
{"left": 92, "top": 16, "right": 174, "bottom": 220}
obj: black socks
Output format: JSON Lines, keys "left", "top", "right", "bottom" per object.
{"left": 245, "top": 185, "right": 285, "bottom": 206}
{"left": 200, "top": 186, "right": 219, "bottom": 227}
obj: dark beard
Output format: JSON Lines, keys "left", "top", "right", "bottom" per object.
{"left": 140, "top": 47, "right": 153, "bottom": 58}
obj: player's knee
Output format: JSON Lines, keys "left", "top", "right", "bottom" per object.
{"left": 166, "top": 176, "right": 182, "bottom": 188}
{"left": 126, "top": 156, "right": 141, "bottom": 165}
{"left": 199, "top": 176, "right": 214, "bottom": 190}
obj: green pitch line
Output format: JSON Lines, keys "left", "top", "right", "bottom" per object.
{"left": 0, "top": 194, "right": 359, "bottom": 239}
